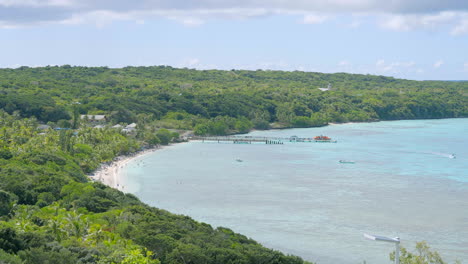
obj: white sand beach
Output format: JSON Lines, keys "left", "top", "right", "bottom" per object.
{"left": 88, "top": 147, "right": 162, "bottom": 191}
{"left": 89, "top": 131, "right": 193, "bottom": 191}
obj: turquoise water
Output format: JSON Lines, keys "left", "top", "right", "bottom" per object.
{"left": 122, "top": 119, "right": 468, "bottom": 264}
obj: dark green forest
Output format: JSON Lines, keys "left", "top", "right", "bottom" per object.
{"left": 0, "top": 66, "right": 466, "bottom": 134}
{"left": 0, "top": 66, "right": 466, "bottom": 263}
{"left": 0, "top": 111, "right": 309, "bottom": 263}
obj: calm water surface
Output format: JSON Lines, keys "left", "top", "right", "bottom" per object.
{"left": 122, "top": 119, "right": 468, "bottom": 264}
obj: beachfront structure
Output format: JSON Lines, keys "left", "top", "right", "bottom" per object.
{"left": 37, "top": 124, "right": 51, "bottom": 130}
{"left": 81, "top": 114, "right": 107, "bottom": 123}
{"left": 318, "top": 83, "right": 332, "bottom": 91}
{"left": 126, "top": 123, "right": 137, "bottom": 129}
{"left": 122, "top": 127, "right": 136, "bottom": 134}
{"left": 121, "top": 123, "right": 137, "bottom": 134}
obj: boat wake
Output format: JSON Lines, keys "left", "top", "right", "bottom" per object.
{"left": 430, "top": 152, "right": 456, "bottom": 159}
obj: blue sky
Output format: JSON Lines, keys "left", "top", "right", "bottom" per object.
{"left": 1, "top": 0, "right": 468, "bottom": 80}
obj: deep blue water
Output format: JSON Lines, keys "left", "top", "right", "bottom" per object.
{"left": 122, "top": 119, "right": 468, "bottom": 264}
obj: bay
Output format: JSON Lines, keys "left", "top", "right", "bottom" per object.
{"left": 122, "top": 119, "right": 468, "bottom": 264}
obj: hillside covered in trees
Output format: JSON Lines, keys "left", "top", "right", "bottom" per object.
{"left": 0, "top": 66, "right": 467, "bottom": 135}
{"left": 0, "top": 111, "right": 311, "bottom": 263}
{"left": 0, "top": 66, "right": 466, "bottom": 263}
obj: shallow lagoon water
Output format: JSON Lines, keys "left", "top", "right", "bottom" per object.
{"left": 122, "top": 119, "right": 468, "bottom": 264}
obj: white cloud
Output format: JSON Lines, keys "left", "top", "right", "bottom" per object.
{"left": 380, "top": 15, "right": 411, "bottom": 31}
{"left": 258, "top": 61, "right": 291, "bottom": 69}
{"left": 402, "top": 61, "right": 415, "bottom": 67}
{"left": 347, "top": 20, "right": 362, "bottom": 28}
{"left": 302, "top": 13, "right": 329, "bottom": 24}
{"left": 376, "top": 59, "right": 385, "bottom": 67}
{"left": 1, "top": 0, "right": 468, "bottom": 34}
{"left": 0, "top": 63, "right": 21, "bottom": 68}
{"left": 4, "top": 0, "right": 468, "bottom": 13}
{"left": 229, "top": 61, "right": 320, "bottom": 72}
{"left": 380, "top": 11, "right": 458, "bottom": 32}
{"left": 177, "top": 58, "right": 219, "bottom": 70}
{"left": 0, "top": 0, "right": 74, "bottom": 7}
{"left": 60, "top": 10, "right": 135, "bottom": 28}
{"left": 338, "top": 60, "right": 350, "bottom": 66}
{"left": 375, "top": 59, "right": 416, "bottom": 74}
{"left": 55, "top": 8, "right": 275, "bottom": 28}
{"left": 169, "top": 16, "right": 205, "bottom": 27}
{"left": 186, "top": 58, "right": 200, "bottom": 67}
{"left": 451, "top": 18, "right": 468, "bottom": 35}
{"left": 433, "top": 60, "right": 444, "bottom": 68}
{"left": 377, "top": 11, "right": 468, "bottom": 35}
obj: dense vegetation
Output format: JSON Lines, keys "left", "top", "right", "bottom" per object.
{"left": 0, "top": 111, "right": 309, "bottom": 263}
{"left": 391, "top": 242, "right": 460, "bottom": 264}
{"left": 0, "top": 66, "right": 466, "bottom": 263}
{"left": 0, "top": 66, "right": 466, "bottom": 135}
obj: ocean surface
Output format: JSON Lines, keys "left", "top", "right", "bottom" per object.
{"left": 121, "top": 119, "right": 468, "bottom": 264}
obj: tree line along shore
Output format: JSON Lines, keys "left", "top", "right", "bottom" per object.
{"left": 0, "top": 66, "right": 466, "bottom": 263}
{"left": 0, "top": 66, "right": 466, "bottom": 135}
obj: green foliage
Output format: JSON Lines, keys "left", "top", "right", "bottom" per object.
{"left": 119, "top": 249, "right": 160, "bottom": 264}
{"left": 0, "top": 147, "right": 12, "bottom": 160}
{"left": 0, "top": 66, "right": 465, "bottom": 133}
{"left": 252, "top": 118, "right": 270, "bottom": 130}
{"left": 0, "top": 248, "right": 22, "bottom": 264}
{"left": 18, "top": 246, "right": 80, "bottom": 264}
{"left": 155, "top": 129, "right": 175, "bottom": 145}
{"left": 390, "top": 241, "right": 459, "bottom": 264}
{"left": 235, "top": 117, "right": 253, "bottom": 133}
{"left": 0, "top": 226, "right": 24, "bottom": 254}
{"left": 193, "top": 116, "right": 254, "bottom": 136}
{"left": 0, "top": 190, "right": 17, "bottom": 217}
{"left": 166, "top": 243, "right": 211, "bottom": 264}
{"left": 110, "top": 108, "right": 138, "bottom": 124}
{"left": 292, "top": 116, "right": 315, "bottom": 128}
{"left": 0, "top": 66, "right": 464, "bottom": 264}
{"left": 146, "top": 134, "right": 162, "bottom": 146}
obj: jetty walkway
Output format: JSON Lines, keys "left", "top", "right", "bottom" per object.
{"left": 189, "top": 136, "right": 337, "bottom": 144}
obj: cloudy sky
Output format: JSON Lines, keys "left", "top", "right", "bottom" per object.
{"left": 1, "top": 0, "right": 468, "bottom": 80}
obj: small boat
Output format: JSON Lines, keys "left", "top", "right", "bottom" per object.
{"left": 449, "top": 154, "right": 456, "bottom": 159}
{"left": 339, "top": 160, "right": 355, "bottom": 164}
{"left": 314, "top": 135, "right": 337, "bottom": 143}
{"left": 236, "top": 159, "right": 243, "bottom": 162}
{"left": 314, "top": 135, "right": 331, "bottom": 141}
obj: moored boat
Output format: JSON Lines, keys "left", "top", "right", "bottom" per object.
{"left": 314, "top": 135, "right": 337, "bottom": 143}
{"left": 339, "top": 160, "right": 355, "bottom": 164}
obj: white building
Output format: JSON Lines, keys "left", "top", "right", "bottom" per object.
{"left": 318, "top": 83, "right": 332, "bottom": 92}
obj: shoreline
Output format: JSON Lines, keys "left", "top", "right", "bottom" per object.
{"left": 88, "top": 146, "right": 166, "bottom": 191}
{"left": 88, "top": 122, "right": 366, "bottom": 189}
{"left": 88, "top": 118, "right": 464, "bottom": 190}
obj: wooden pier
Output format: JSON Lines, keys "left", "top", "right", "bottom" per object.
{"left": 189, "top": 136, "right": 337, "bottom": 144}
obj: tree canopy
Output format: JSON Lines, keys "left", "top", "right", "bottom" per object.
{"left": 0, "top": 66, "right": 466, "bottom": 135}
{"left": 0, "top": 111, "right": 312, "bottom": 263}
{"left": 0, "top": 66, "right": 465, "bottom": 263}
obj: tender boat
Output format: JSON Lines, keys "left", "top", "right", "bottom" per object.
{"left": 289, "top": 135, "right": 337, "bottom": 143}
{"left": 314, "top": 135, "right": 337, "bottom": 143}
